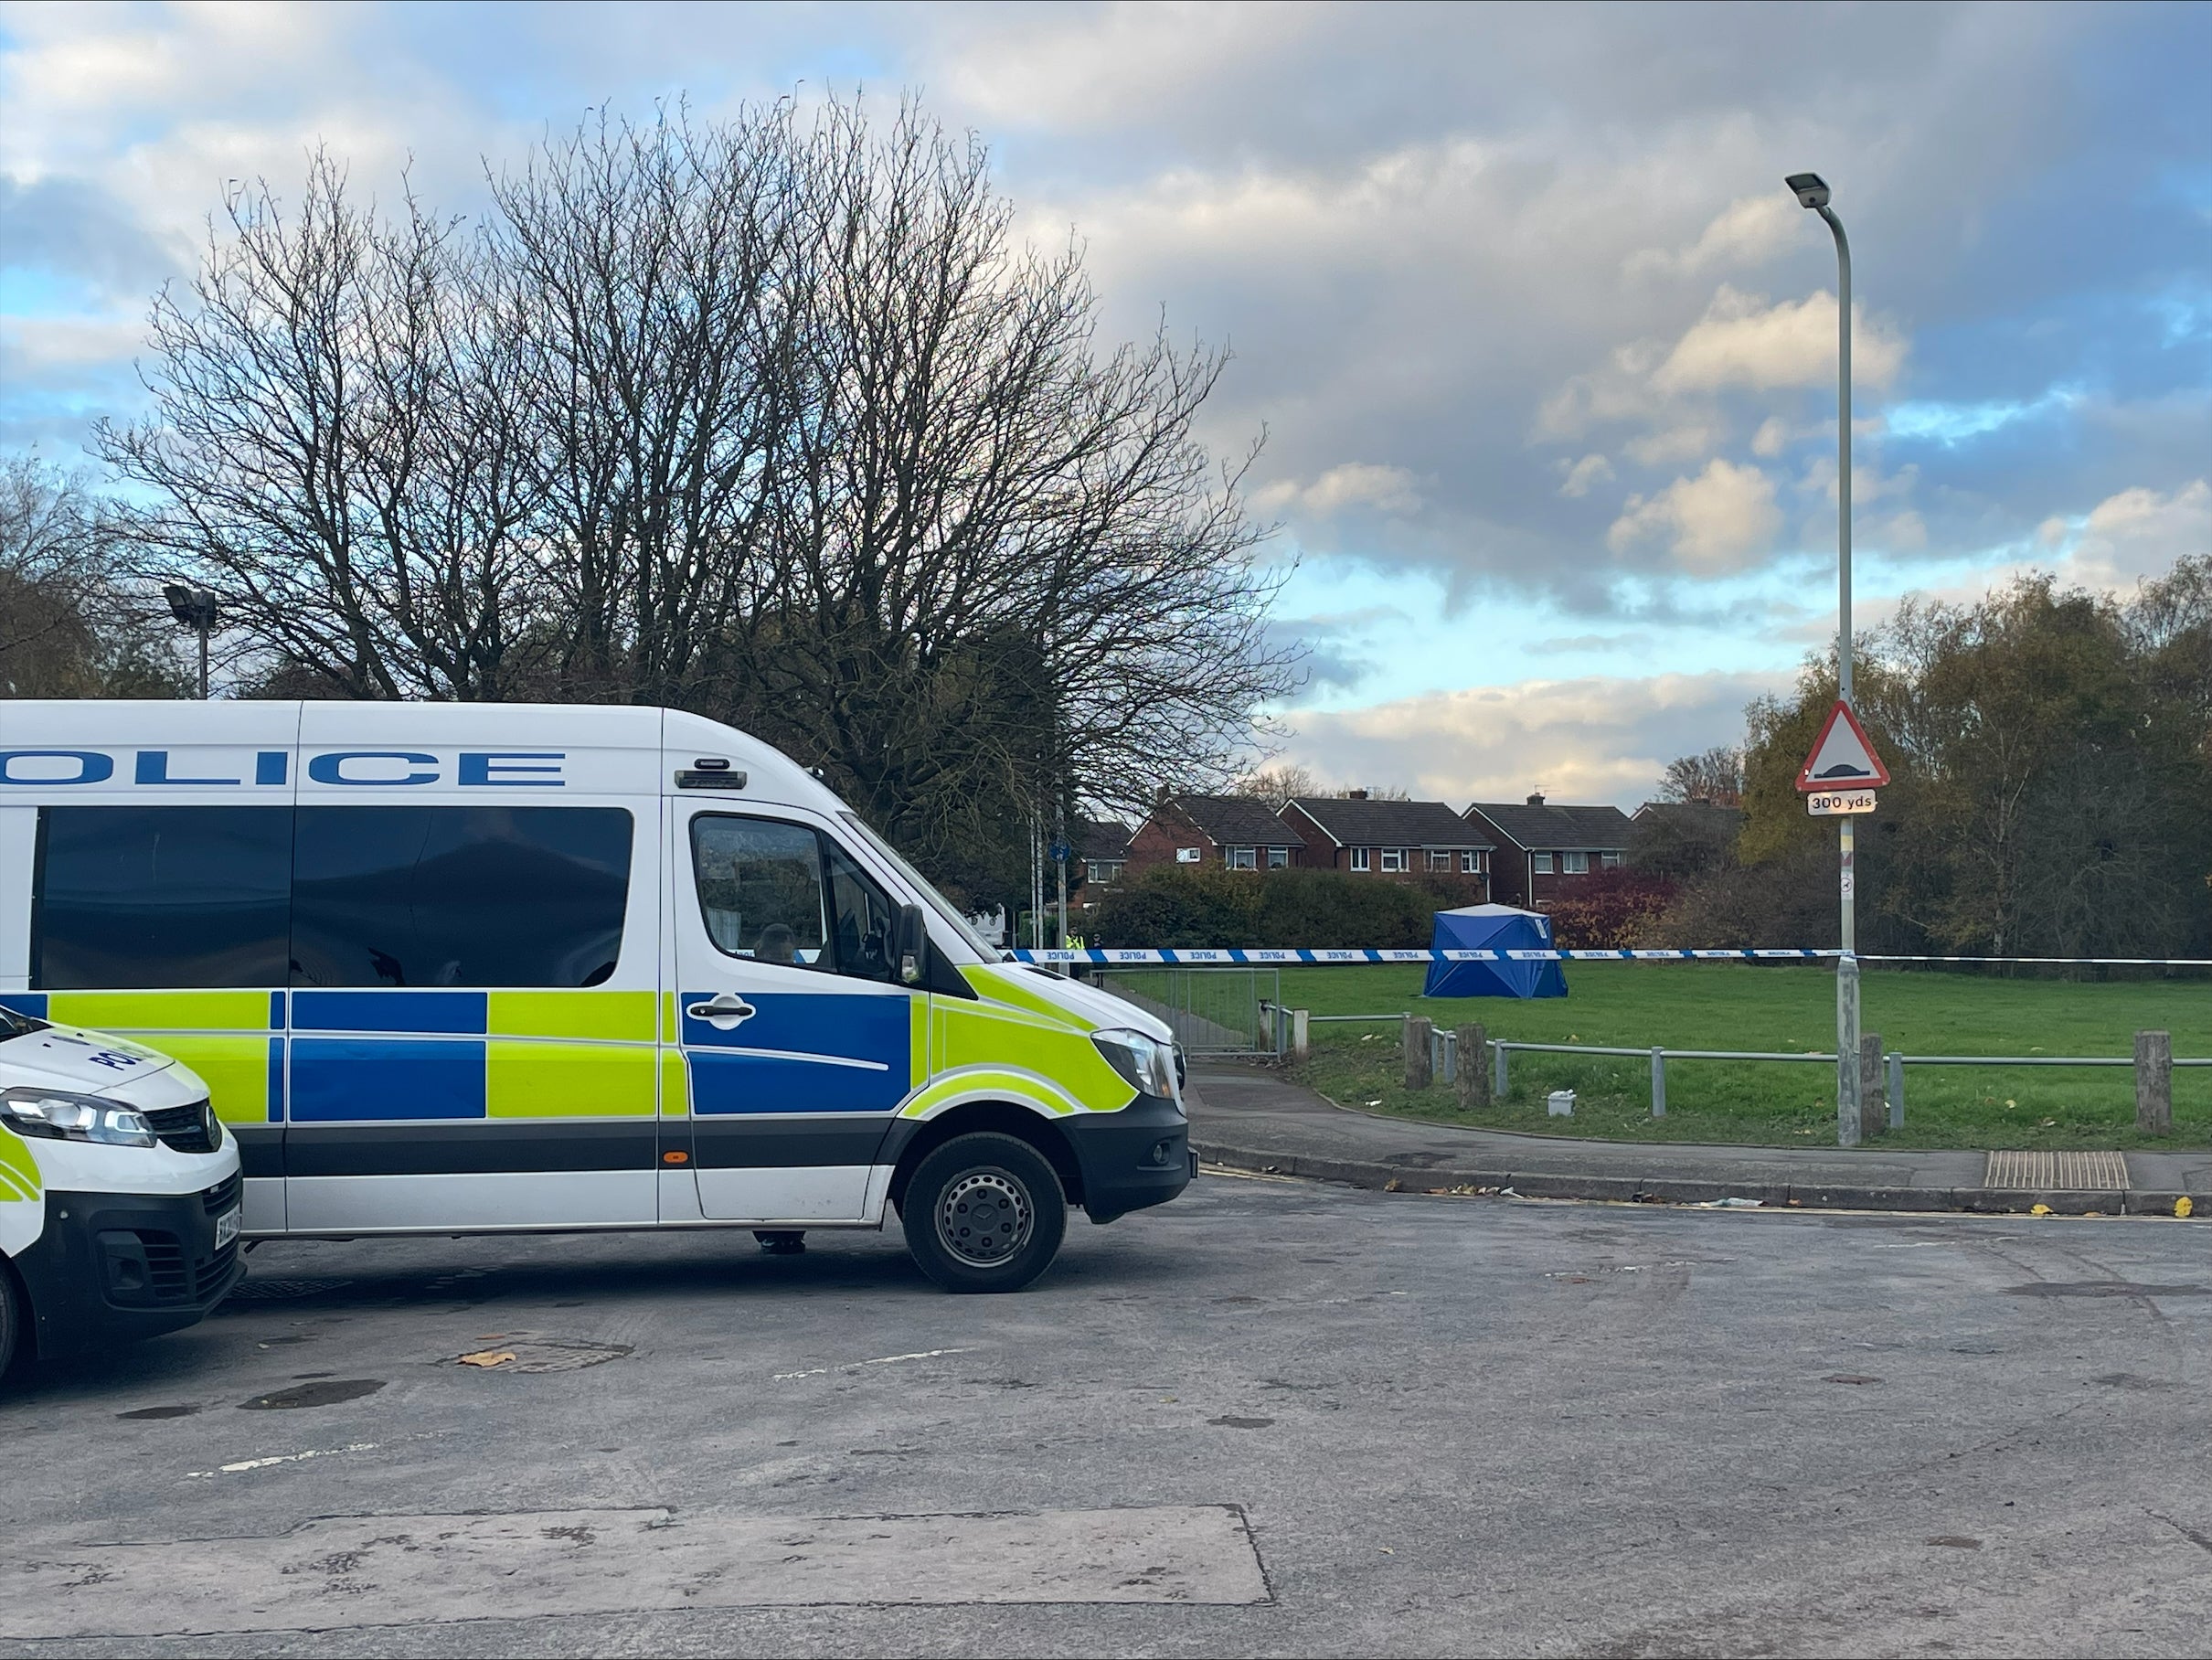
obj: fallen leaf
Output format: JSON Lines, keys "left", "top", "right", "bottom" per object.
{"left": 458, "top": 1349, "right": 516, "bottom": 1368}
{"left": 1384, "top": 1178, "right": 1404, "bottom": 1192}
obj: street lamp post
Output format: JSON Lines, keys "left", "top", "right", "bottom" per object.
{"left": 162, "top": 583, "right": 218, "bottom": 700}
{"left": 1785, "top": 171, "right": 1862, "bottom": 1147}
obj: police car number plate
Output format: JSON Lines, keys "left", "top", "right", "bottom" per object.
{"left": 214, "top": 1208, "right": 240, "bottom": 1250}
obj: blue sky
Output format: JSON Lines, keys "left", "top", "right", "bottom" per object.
{"left": 3, "top": 2, "right": 2208, "bottom": 803}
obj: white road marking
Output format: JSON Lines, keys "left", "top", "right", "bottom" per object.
{"left": 773, "top": 1346, "right": 975, "bottom": 1380}
{"left": 186, "top": 1443, "right": 377, "bottom": 1479}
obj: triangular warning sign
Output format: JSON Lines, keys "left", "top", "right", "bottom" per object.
{"left": 1796, "top": 699, "right": 1890, "bottom": 792}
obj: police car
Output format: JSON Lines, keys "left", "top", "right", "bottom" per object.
{"left": 1, "top": 1004, "right": 242, "bottom": 1375}
{"left": 0, "top": 701, "right": 1192, "bottom": 1295}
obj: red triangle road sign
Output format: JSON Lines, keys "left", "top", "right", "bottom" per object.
{"left": 1796, "top": 699, "right": 1890, "bottom": 792}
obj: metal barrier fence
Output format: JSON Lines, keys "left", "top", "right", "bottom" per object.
{"left": 1091, "top": 965, "right": 1282, "bottom": 1059}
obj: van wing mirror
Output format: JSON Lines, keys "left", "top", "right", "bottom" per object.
{"left": 896, "top": 903, "right": 929, "bottom": 986}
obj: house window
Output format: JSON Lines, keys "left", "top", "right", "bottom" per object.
{"left": 1428, "top": 850, "right": 1452, "bottom": 872}
{"left": 1089, "top": 859, "right": 1123, "bottom": 884}
{"left": 1462, "top": 850, "right": 1484, "bottom": 874}
{"left": 1562, "top": 851, "right": 1590, "bottom": 875}
{"left": 1533, "top": 852, "right": 1554, "bottom": 874}
{"left": 1351, "top": 847, "right": 1371, "bottom": 872}
{"left": 1379, "top": 847, "right": 1408, "bottom": 872}
{"left": 1227, "top": 846, "right": 1258, "bottom": 869}
{"left": 1601, "top": 851, "right": 1622, "bottom": 869}
{"left": 1267, "top": 846, "right": 1289, "bottom": 869}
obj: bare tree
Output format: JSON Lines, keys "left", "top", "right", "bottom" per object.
{"left": 1656, "top": 744, "right": 1743, "bottom": 806}
{"left": 0, "top": 456, "right": 184, "bottom": 697}
{"left": 99, "top": 155, "right": 547, "bottom": 699}
{"left": 1230, "top": 763, "right": 1323, "bottom": 807}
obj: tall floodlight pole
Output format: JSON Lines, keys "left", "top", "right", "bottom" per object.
{"left": 1786, "top": 171, "right": 1860, "bottom": 1146}
{"left": 163, "top": 583, "right": 218, "bottom": 700}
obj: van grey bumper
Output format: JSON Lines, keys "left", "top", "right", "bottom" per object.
{"left": 12, "top": 1179, "right": 245, "bottom": 1358}
{"left": 1066, "top": 1093, "right": 1193, "bottom": 1225}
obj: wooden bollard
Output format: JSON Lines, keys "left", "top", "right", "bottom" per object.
{"left": 1457, "top": 1024, "right": 1490, "bottom": 1111}
{"left": 2137, "top": 1029, "right": 2173, "bottom": 1136}
{"left": 1290, "top": 1008, "right": 1310, "bottom": 1062}
{"left": 1404, "top": 1016, "right": 1433, "bottom": 1090}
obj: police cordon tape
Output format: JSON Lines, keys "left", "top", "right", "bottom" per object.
{"left": 1008, "top": 947, "right": 2212, "bottom": 967}
{"left": 1010, "top": 947, "right": 1835, "bottom": 963}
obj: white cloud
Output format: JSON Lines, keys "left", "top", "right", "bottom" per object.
{"left": 1252, "top": 462, "right": 1424, "bottom": 518}
{"left": 1652, "top": 285, "right": 1906, "bottom": 395}
{"left": 2037, "top": 481, "right": 2212, "bottom": 590}
{"left": 1623, "top": 193, "right": 1799, "bottom": 281}
{"left": 1557, "top": 453, "right": 1613, "bottom": 498}
{"left": 1271, "top": 670, "right": 1781, "bottom": 808}
{"left": 1606, "top": 458, "right": 1782, "bottom": 573}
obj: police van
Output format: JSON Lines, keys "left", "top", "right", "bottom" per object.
{"left": 2, "top": 1006, "right": 243, "bottom": 1373}
{"left": 0, "top": 702, "right": 1192, "bottom": 1293}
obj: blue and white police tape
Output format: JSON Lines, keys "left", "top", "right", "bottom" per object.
{"left": 1008, "top": 947, "right": 1838, "bottom": 964}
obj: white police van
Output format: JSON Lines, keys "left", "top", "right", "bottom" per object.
{"left": 1, "top": 1006, "right": 243, "bottom": 1374}
{"left": 0, "top": 702, "right": 1191, "bottom": 1294}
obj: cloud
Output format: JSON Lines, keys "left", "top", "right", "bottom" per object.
{"left": 1623, "top": 193, "right": 1799, "bottom": 281}
{"left": 1606, "top": 458, "right": 1782, "bottom": 573}
{"left": 1251, "top": 462, "right": 1423, "bottom": 519}
{"left": 1271, "top": 670, "right": 1782, "bottom": 808}
{"left": 1557, "top": 453, "right": 1612, "bottom": 498}
{"left": 1652, "top": 285, "right": 1906, "bottom": 396}
{"left": 2037, "top": 481, "right": 2212, "bottom": 590}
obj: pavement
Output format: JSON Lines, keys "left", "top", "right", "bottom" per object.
{"left": 10, "top": 1175, "right": 2212, "bottom": 1655}
{"left": 1187, "top": 1062, "right": 2212, "bottom": 1217}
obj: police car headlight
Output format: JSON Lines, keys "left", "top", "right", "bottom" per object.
{"left": 0, "top": 1088, "right": 158, "bottom": 1148}
{"left": 1091, "top": 1028, "right": 1177, "bottom": 1098}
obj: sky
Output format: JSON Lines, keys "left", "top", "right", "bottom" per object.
{"left": 3, "top": 1, "right": 2209, "bottom": 806}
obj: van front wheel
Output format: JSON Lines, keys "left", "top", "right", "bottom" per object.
{"left": 900, "top": 1133, "right": 1067, "bottom": 1293}
{"left": 0, "top": 1264, "right": 22, "bottom": 1379}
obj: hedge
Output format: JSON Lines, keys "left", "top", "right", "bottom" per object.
{"left": 1093, "top": 865, "right": 1486, "bottom": 949}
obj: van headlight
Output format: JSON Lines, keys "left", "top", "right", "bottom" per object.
{"left": 1090, "top": 1028, "right": 1178, "bottom": 1098}
{"left": 0, "top": 1087, "right": 158, "bottom": 1148}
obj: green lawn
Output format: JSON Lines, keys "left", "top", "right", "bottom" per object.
{"left": 1259, "top": 963, "right": 2212, "bottom": 1149}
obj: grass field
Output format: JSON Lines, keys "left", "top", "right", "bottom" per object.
{"left": 1235, "top": 963, "right": 2212, "bottom": 1149}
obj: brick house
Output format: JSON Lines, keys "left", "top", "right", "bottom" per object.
{"left": 1122, "top": 794, "right": 1305, "bottom": 876}
{"left": 1276, "top": 793, "right": 1493, "bottom": 896}
{"left": 1074, "top": 816, "right": 1133, "bottom": 889}
{"left": 1461, "top": 793, "right": 1633, "bottom": 909}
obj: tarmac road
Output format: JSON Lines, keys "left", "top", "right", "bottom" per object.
{"left": 6, "top": 1175, "right": 2212, "bottom": 1658}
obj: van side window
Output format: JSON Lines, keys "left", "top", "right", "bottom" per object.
{"left": 32, "top": 806, "right": 292, "bottom": 988}
{"left": 292, "top": 806, "right": 632, "bottom": 987}
{"left": 690, "top": 817, "right": 830, "bottom": 965}
{"left": 689, "top": 816, "right": 900, "bottom": 984}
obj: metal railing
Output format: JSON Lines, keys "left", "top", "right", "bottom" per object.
{"left": 1287, "top": 1010, "right": 2205, "bottom": 1126}
{"left": 1096, "top": 965, "right": 1283, "bottom": 1058}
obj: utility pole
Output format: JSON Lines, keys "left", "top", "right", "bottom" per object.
{"left": 163, "top": 583, "right": 218, "bottom": 699}
{"left": 1787, "top": 172, "right": 1860, "bottom": 1146}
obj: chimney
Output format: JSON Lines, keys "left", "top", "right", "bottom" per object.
{"left": 1346, "top": 788, "right": 1369, "bottom": 801}
{"left": 1526, "top": 791, "right": 1546, "bottom": 807}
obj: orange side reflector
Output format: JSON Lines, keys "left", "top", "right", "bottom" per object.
{"left": 662, "top": 1151, "right": 690, "bottom": 1165}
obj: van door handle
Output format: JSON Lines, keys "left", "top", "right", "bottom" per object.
{"left": 686, "top": 994, "right": 756, "bottom": 1030}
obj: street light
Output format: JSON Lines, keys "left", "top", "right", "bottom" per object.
{"left": 1786, "top": 169, "right": 1861, "bottom": 1146}
{"left": 162, "top": 583, "right": 218, "bottom": 700}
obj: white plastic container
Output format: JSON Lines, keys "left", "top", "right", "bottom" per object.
{"left": 1547, "top": 1090, "right": 1576, "bottom": 1117}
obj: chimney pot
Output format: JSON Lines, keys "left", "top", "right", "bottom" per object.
{"left": 1526, "top": 791, "right": 1546, "bottom": 806}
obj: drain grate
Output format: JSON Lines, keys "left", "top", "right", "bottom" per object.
{"left": 222, "top": 1279, "right": 356, "bottom": 1302}
{"left": 1985, "top": 1150, "right": 2128, "bottom": 1190}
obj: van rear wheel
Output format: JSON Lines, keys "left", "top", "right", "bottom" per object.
{"left": 900, "top": 1133, "right": 1066, "bottom": 1293}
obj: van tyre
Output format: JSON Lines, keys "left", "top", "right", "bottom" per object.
{"left": 0, "top": 1265, "right": 21, "bottom": 1380}
{"left": 900, "top": 1133, "right": 1066, "bottom": 1293}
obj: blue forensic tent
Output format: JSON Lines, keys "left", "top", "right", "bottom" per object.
{"left": 1421, "top": 903, "right": 1568, "bottom": 999}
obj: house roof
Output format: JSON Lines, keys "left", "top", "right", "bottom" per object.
{"left": 1157, "top": 794, "right": 1306, "bottom": 848}
{"left": 1283, "top": 797, "right": 1494, "bottom": 850}
{"left": 1465, "top": 801, "right": 1633, "bottom": 851}
{"left": 1076, "top": 817, "right": 1133, "bottom": 859}
{"left": 1631, "top": 801, "right": 1745, "bottom": 829}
